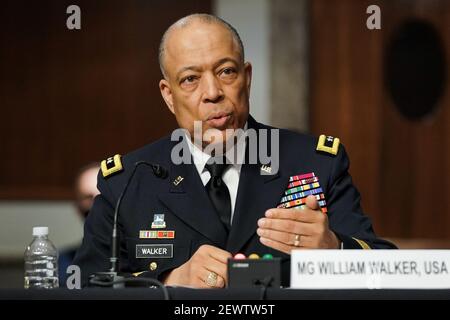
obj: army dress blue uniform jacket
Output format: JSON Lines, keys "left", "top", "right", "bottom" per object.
{"left": 74, "top": 116, "right": 396, "bottom": 287}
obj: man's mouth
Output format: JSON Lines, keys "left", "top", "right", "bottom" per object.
{"left": 206, "top": 112, "right": 232, "bottom": 129}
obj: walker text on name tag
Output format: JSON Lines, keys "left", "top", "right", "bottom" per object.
{"left": 291, "top": 250, "right": 450, "bottom": 289}
{"left": 136, "top": 244, "right": 173, "bottom": 259}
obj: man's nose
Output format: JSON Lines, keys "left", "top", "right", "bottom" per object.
{"left": 202, "top": 73, "right": 224, "bottom": 103}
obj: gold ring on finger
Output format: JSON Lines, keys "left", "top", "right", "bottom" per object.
{"left": 294, "top": 234, "right": 301, "bottom": 247}
{"left": 205, "top": 271, "right": 218, "bottom": 287}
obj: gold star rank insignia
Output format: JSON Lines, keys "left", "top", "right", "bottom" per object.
{"left": 316, "top": 135, "right": 340, "bottom": 156}
{"left": 101, "top": 154, "right": 123, "bottom": 178}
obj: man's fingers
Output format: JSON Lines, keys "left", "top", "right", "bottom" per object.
{"left": 257, "top": 228, "right": 316, "bottom": 248}
{"left": 258, "top": 217, "right": 314, "bottom": 235}
{"left": 198, "top": 244, "right": 232, "bottom": 264}
{"left": 259, "top": 237, "right": 296, "bottom": 255}
{"left": 199, "top": 267, "right": 226, "bottom": 288}
{"left": 265, "top": 207, "right": 322, "bottom": 224}
{"left": 265, "top": 208, "right": 302, "bottom": 220}
{"left": 257, "top": 227, "right": 293, "bottom": 244}
{"left": 208, "top": 248, "right": 232, "bottom": 264}
{"left": 203, "top": 256, "right": 228, "bottom": 282}
{"left": 305, "top": 195, "right": 320, "bottom": 210}
{"left": 189, "top": 245, "right": 230, "bottom": 288}
{"left": 256, "top": 227, "right": 312, "bottom": 246}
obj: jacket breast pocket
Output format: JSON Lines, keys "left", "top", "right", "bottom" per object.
{"left": 126, "top": 237, "right": 192, "bottom": 275}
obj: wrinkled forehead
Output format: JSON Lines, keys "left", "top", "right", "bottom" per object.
{"left": 164, "top": 22, "right": 241, "bottom": 75}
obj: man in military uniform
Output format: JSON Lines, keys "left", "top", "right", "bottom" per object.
{"left": 73, "top": 14, "right": 396, "bottom": 288}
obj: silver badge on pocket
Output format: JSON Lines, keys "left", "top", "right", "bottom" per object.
{"left": 151, "top": 214, "right": 166, "bottom": 229}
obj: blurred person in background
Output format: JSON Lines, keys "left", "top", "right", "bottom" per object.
{"left": 58, "top": 162, "right": 100, "bottom": 284}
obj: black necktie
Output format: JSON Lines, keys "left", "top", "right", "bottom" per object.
{"left": 205, "top": 159, "right": 231, "bottom": 231}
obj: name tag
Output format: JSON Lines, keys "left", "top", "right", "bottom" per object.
{"left": 136, "top": 244, "right": 173, "bottom": 259}
{"left": 291, "top": 250, "right": 450, "bottom": 289}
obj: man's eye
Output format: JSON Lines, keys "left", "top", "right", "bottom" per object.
{"left": 222, "top": 68, "right": 235, "bottom": 75}
{"left": 219, "top": 67, "right": 237, "bottom": 79}
{"left": 181, "top": 76, "right": 197, "bottom": 84}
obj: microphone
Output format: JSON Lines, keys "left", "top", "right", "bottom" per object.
{"left": 89, "top": 161, "right": 168, "bottom": 287}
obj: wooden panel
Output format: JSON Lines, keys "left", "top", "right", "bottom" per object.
{"left": 0, "top": 0, "right": 211, "bottom": 199}
{"left": 310, "top": 0, "right": 385, "bottom": 232}
{"left": 310, "top": 0, "right": 450, "bottom": 239}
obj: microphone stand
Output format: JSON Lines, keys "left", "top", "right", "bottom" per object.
{"left": 89, "top": 161, "right": 168, "bottom": 288}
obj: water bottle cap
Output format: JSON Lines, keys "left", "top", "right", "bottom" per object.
{"left": 32, "top": 226, "right": 48, "bottom": 236}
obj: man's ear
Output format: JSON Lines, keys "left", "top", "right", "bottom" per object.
{"left": 159, "top": 79, "right": 175, "bottom": 115}
{"left": 244, "top": 62, "right": 252, "bottom": 94}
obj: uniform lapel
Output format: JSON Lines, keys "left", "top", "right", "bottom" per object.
{"left": 157, "top": 142, "right": 229, "bottom": 248}
{"left": 226, "top": 117, "right": 289, "bottom": 253}
{"left": 226, "top": 163, "right": 287, "bottom": 253}
{"left": 157, "top": 117, "right": 288, "bottom": 253}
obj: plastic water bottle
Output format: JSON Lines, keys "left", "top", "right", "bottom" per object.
{"left": 24, "top": 227, "right": 59, "bottom": 289}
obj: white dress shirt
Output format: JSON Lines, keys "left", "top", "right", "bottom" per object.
{"left": 185, "top": 123, "right": 247, "bottom": 225}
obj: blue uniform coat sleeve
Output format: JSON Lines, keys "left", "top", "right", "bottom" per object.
{"left": 326, "top": 145, "right": 396, "bottom": 249}
{"left": 73, "top": 171, "right": 130, "bottom": 287}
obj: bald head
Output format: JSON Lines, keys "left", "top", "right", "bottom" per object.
{"left": 158, "top": 14, "right": 245, "bottom": 78}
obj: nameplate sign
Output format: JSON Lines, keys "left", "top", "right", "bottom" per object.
{"left": 291, "top": 250, "right": 450, "bottom": 289}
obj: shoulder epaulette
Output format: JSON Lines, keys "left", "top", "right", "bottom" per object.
{"left": 100, "top": 154, "right": 123, "bottom": 178}
{"left": 316, "top": 134, "right": 340, "bottom": 156}
{"left": 352, "top": 237, "right": 372, "bottom": 249}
